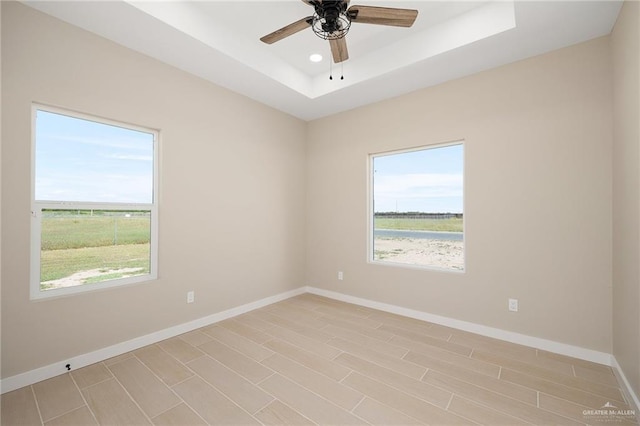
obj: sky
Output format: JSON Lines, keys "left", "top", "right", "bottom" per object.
{"left": 373, "top": 143, "right": 464, "bottom": 213}
{"left": 35, "top": 110, "right": 154, "bottom": 204}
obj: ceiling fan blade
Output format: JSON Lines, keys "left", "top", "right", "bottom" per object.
{"left": 330, "top": 37, "right": 349, "bottom": 63}
{"left": 260, "top": 16, "right": 313, "bottom": 44}
{"left": 348, "top": 5, "right": 418, "bottom": 27}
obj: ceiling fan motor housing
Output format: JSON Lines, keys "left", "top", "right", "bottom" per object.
{"left": 312, "top": 0, "right": 351, "bottom": 40}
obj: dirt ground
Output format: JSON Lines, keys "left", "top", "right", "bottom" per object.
{"left": 374, "top": 237, "right": 464, "bottom": 270}
{"left": 41, "top": 267, "right": 144, "bottom": 290}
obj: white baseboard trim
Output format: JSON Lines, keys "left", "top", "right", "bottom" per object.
{"left": 305, "top": 286, "right": 612, "bottom": 365}
{"left": 307, "top": 286, "right": 640, "bottom": 411}
{"left": 4, "top": 284, "right": 639, "bottom": 414}
{"left": 0, "top": 286, "right": 306, "bottom": 394}
{"left": 612, "top": 356, "right": 640, "bottom": 413}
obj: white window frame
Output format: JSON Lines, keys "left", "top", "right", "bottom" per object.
{"left": 368, "top": 141, "right": 465, "bottom": 272}
{"left": 30, "top": 104, "right": 159, "bottom": 300}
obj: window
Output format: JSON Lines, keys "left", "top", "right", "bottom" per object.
{"left": 370, "top": 142, "right": 464, "bottom": 271}
{"left": 31, "top": 105, "right": 158, "bottom": 299}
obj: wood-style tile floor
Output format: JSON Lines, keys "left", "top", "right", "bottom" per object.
{"left": 2, "top": 294, "right": 637, "bottom": 425}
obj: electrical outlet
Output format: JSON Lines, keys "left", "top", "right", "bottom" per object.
{"left": 338, "top": 271, "right": 344, "bottom": 280}
{"left": 508, "top": 298, "right": 518, "bottom": 312}
{"left": 187, "top": 291, "right": 195, "bottom": 304}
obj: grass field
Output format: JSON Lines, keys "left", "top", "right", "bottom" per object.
{"left": 40, "top": 210, "right": 151, "bottom": 288}
{"left": 42, "top": 211, "right": 150, "bottom": 250}
{"left": 374, "top": 217, "right": 463, "bottom": 232}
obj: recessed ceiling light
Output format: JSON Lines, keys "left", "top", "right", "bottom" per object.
{"left": 309, "top": 53, "right": 323, "bottom": 63}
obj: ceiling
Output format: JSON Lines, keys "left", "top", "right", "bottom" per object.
{"left": 23, "top": 1, "right": 623, "bottom": 121}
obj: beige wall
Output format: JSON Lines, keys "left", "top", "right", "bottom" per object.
{"left": 1, "top": 2, "right": 307, "bottom": 378}
{"left": 612, "top": 1, "right": 640, "bottom": 397}
{"left": 307, "top": 37, "right": 613, "bottom": 352}
{"left": 0, "top": 0, "right": 632, "bottom": 385}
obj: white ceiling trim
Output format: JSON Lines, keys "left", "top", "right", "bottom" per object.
{"left": 21, "top": 1, "right": 623, "bottom": 121}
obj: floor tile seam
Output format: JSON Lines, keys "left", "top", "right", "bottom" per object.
{"left": 107, "top": 372, "right": 156, "bottom": 425}
{"left": 261, "top": 308, "right": 327, "bottom": 330}
{"left": 449, "top": 395, "right": 538, "bottom": 426}
{"left": 386, "top": 332, "right": 475, "bottom": 358}
{"left": 259, "top": 319, "right": 331, "bottom": 344}
{"left": 388, "top": 336, "right": 480, "bottom": 365}
{"left": 174, "top": 366, "right": 268, "bottom": 426}
{"left": 571, "top": 370, "right": 622, "bottom": 388}
{"left": 327, "top": 336, "right": 409, "bottom": 359}
{"left": 257, "top": 312, "right": 323, "bottom": 337}
{"left": 28, "top": 384, "right": 45, "bottom": 426}
{"left": 198, "top": 332, "right": 279, "bottom": 379}
{"left": 261, "top": 398, "right": 320, "bottom": 426}
{"left": 218, "top": 320, "right": 273, "bottom": 345}
{"left": 322, "top": 326, "right": 414, "bottom": 358}
{"left": 416, "top": 362, "right": 507, "bottom": 393}
{"left": 420, "top": 377, "right": 543, "bottom": 425}
{"left": 70, "top": 366, "right": 115, "bottom": 391}
{"left": 113, "top": 350, "right": 190, "bottom": 412}
{"left": 259, "top": 356, "right": 363, "bottom": 410}
{"left": 134, "top": 342, "right": 195, "bottom": 377}
{"left": 471, "top": 348, "right": 578, "bottom": 375}
{"left": 537, "top": 390, "right": 637, "bottom": 420}
{"left": 334, "top": 348, "right": 428, "bottom": 383}
{"left": 148, "top": 400, "right": 185, "bottom": 422}
{"left": 536, "top": 352, "right": 614, "bottom": 374}
{"left": 249, "top": 395, "right": 278, "bottom": 417}
{"left": 264, "top": 337, "right": 349, "bottom": 373}
{"left": 195, "top": 369, "right": 274, "bottom": 422}
{"left": 202, "top": 321, "right": 266, "bottom": 347}
{"left": 344, "top": 368, "right": 454, "bottom": 412}
{"left": 158, "top": 335, "right": 209, "bottom": 364}
{"left": 470, "top": 352, "right": 589, "bottom": 383}
{"left": 378, "top": 323, "right": 455, "bottom": 343}
{"left": 352, "top": 394, "right": 429, "bottom": 426}
{"left": 262, "top": 347, "right": 352, "bottom": 383}
{"left": 445, "top": 392, "right": 454, "bottom": 410}
{"left": 167, "top": 371, "right": 197, "bottom": 389}
{"left": 349, "top": 394, "right": 367, "bottom": 414}
{"left": 496, "top": 354, "right": 582, "bottom": 378}
{"left": 186, "top": 354, "right": 277, "bottom": 415}
{"left": 64, "top": 370, "right": 99, "bottom": 426}
{"left": 155, "top": 388, "right": 211, "bottom": 426}
{"left": 318, "top": 313, "right": 383, "bottom": 331}
{"left": 31, "top": 377, "right": 86, "bottom": 424}
{"left": 341, "top": 371, "right": 459, "bottom": 425}
{"left": 235, "top": 316, "right": 277, "bottom": 334}
{"left": 326, "top": 320, "right": 416, "bottom": 345}
{"left": 422, "top": 368, "right": 541, "bottom": 410}
{"left": 530, "top": 397, "right": 600, "bottom": 425}
{"left": 401, "top": 349, "right": 478, "bottom": 378}
{"left": 258, "top": 371, "right": 368, "bottom": 423}
{"left": 437, "top": 374, "right": 628, "bottom": 426}
{"left": 327, "top": 336, "right": 427, "bottom": 375}
{"left": 498, "top": 366, "right": 628, "bottom": 404}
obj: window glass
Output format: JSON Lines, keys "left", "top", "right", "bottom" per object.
{"left": 35, "top": 110, "right": 154, "bottom": 203}
{"left": 32, "top": 106, "right": 158, "bottom": 299}
{"left": 372, "top": 143, "right": 464, "bottom": 271}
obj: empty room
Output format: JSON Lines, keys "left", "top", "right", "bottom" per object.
{"left": 1, "top": 0, "right": 639, "bottom": 425}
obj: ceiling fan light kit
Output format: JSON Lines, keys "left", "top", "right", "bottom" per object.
{"left": 260, "top": 0, "right": 418, "bottom": 64}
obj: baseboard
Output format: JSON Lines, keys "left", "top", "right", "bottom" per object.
{"left": 612, "top": 356, "right": 640, "bottom": 414}
{"left": 305, "top": 286, "right": 612, "bottom": 365}
{"left": 0, "top": 286, "right": 306, "bottom": 394}
{"left": 306, "top": 286, "right": 640, "bottom": 412}
{"left": 4, "top": 284, "right": 639, "bottom": 414}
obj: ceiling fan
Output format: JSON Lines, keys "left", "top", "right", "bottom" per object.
{"left": 260, "top": 0, "right": 418, "bottom": 63}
